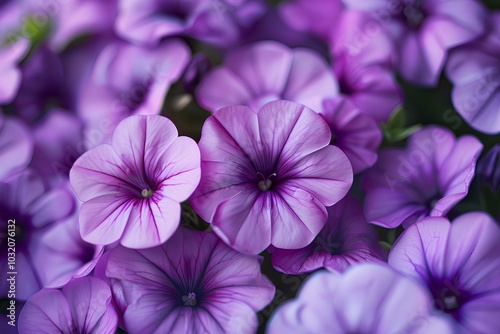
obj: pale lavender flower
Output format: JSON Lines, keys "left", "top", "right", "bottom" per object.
{"left": 268, "top": 264, "right": 455, "bottom": 333}
{"left": 196, "top": 41, "right": 339, "bottom": 114}
{"left": 389, "top": 213, "right": 500, "bottom": 333}
{"left": 191, "top": 100, "right": 353, "bottom": 254}
{"left": 0, "top": 39, "right": 29, "bottom": 104}
{"left": 70, "top": 115, "right": 201, "bottom": 249}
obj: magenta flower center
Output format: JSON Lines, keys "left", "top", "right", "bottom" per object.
{"left": 182, "top": 292, "right": 197, "bottom": 306}
{"left": 257, "top": 172, "right": 276, "bottom": 192}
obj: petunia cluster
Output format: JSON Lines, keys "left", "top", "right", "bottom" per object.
{"left": 1, "top": 0, "right": 500, "bottom": 333}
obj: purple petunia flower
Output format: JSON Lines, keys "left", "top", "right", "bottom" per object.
{"left": 319, "top": 97, "right": 382, "bottom": 174}
{"left": 0, "top": 114, "right": 33, "bottom": 181}
{"left": 446, "top": 12, "right": 500, "bottom": 135}
{"left": 343, "top": 0, "right": 488, "bottom": 86}
{"left": 270, "top": 195, "right": 386, "bottom": 275}
{"left": 267, "top": 263, "right": 455, "bottom": 333}
{"left": 78, "top": 39, "right": 190, "bottom": 148}
{"left": 115, "top": 0, "right": 266, "bottom": 46}
{"left": 191, "top": 100, "right": 353, "bottom": 254}
{"left": 363, "top": 126, "right": 482, "bottom": 228}
{"left": 0, "top": 170, "right": 75, "bottom": 300}
{"left": 102, "top": 227, "right": 275, "bottom": 334}
{"left": 196, "top": 41, "right": 339, "bottom": 114}
{"left": 389, "top": 213, "right": 500, "bottom": 332}
{"left": 70, "top": 115, "right": 201, "bottom": 249}
{"left": 19, "top": 276, "right": 118, "bottom": 334}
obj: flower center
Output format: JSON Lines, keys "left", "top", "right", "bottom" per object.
{"left": 182, "top": 292, "right": 197, "bottom": 306}
{"left": 257, "top": 172, "right": 276, "bottom": 192}
{"left": 141, "top": 189, "right": 154, "bottom": 198}
{"left": 403, "top": 1, "right": 424, "bottom": 28}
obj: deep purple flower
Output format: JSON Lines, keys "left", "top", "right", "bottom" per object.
{"left": 19, "top": 277, "right": 118, "bottom": 334}
{"left": 103, "top": 227, "right": 275, "bottom": 334}
{"left": 30, "top": 109, "right": 83, "bottom": 186}
{"left": 343, "top": 0, "right": 488, "bottom": 86}
{"left": 0, "top": 39, "right": 29, "bottom": 104}
{"left": 13, "top": 45, "right": 72, "bottom": 124}
{"left": 70, "top": 115, "right": 201, "bottom": 249}
{"left": 78, "top": 39, "right": 190, "bottom": 148}
{"left": 278, "top": 0, "right": 343, "bottom": 42}
{"left": 389, "top": 213, "right": 500, "bottom": 332}
{"left": 270, "top": 195, "right": 386, "bottom": 275}
{"left": 320, "top": 97, "right": 382, "bottom": 173}
{"left": 0, "top": 170, "right": 75, "bottom": 300}
{"left": 363, "top": 126, "right": 482, "bottom": 228}
{"left": 268, "top": 264, "right": 455, "bottom": 333}
{"left": 0, "top": 115, "right": 33, "bottom": 181}
{"left": 446, "top": 13, "right": 500, "bottom": 135}
{"left": 115, "top": 0, "right": 266, "bottom": 46}
{"left": 477, "top": 144, "right": 500, "bottom": 192}
{"left": 191, "top": 100, "right": 353, "bottom": 254}
{"left": 196, "top": 41, "right": 339, "bottom": 114}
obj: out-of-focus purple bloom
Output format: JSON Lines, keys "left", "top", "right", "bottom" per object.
{"left": 363, "top": 126, "right": 482, "bottom": 229}
{"left": 270, "top": 195, "right": 386, "bottom": 275}
{"left": 389, "top": 213, "right": 500, "bottom": 332}
{"left": 115, "top": 0, "right": 266, "bottom": 46}
{"left": 0, "top": 171, "right": 75, "bottom": 300}
{"left": 45, "top": 0, "right": 118, "bottom": 50}
{"left": 78, "top": 39, "right": 190, "bottom": 148}
{"left": 196, "top": 41, "right": 338, "bottom": 113}
{"left": 0, "top": 39, "right": 29, "bottom": 104}
{"left": 446, "top": 13, "right": 500, "bottom": 135}
{"left": 333, "top": 53, "right": 401, "bottom": 122}
{"left": 279, "top": 0, "right": 343, "bottom": 42}
{"left": 0, "top": 115, "right": 33, "bottom": 181}
{"left": 70, "top": 115, "right": 201, "bottom": 249}
{"left": 343, "top": 0, "right": 488, "bottom": 86}
{"left": 33, "top": 197, "right": 103, "bottom": 288}
{"left": 19, "top": 277, "right": 118, "bottom": 334}
{"left": 320, "top": 97, "right": 382, "bottom": 173}
{"left": 13, "top": 45, "right": 71, "bottom": 124}
{"left": 182, "top": 54, "right": 212, "bottom": 95}
{"left": 103, "top": 227, "right": 275, "bottom": 334}
{"left": 30, "top": 109, "right": 83, "bottom": 186}
{"left": 191, "top": 101, "right": 352, "bottom": 254}
{"left": 267, "top": 263, "right": 455, "bottom": 333}
{"left": 477, "top": 144, "right": 500, "bottom": 192}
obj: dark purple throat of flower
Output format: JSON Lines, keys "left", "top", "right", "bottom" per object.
{"left": 182, "top": 292, "right": 197, "bottom": 306}
{"left": 402, "top": 0, "right": 425, "bottom": 28}
{"left": 257, "top": 172, "right": 276, "bottom": 192}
